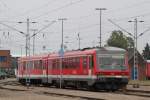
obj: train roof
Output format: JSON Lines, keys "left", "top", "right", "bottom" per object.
{"left": 18, "top": 54, "right": 48, "bottom": 61}
{"left": 48, "top": 49, "right": 96, "bottom": 58}
{"left": 19, "top": 47, "right": 126, "bottom": 60}
{"left": 99, "top": 47, "right": 126, "bottom": 52}
{"left": 49, "top": 47, "right": 126, "bottom": 58}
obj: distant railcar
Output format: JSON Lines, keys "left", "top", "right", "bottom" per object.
{"left": 17, "top": 47, "right": 129, "bottom": 91}
{"left": 146, "top": 60, "right": 150, "bottom": 79}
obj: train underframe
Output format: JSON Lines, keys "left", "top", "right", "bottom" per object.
{"left": 18, "top": 76, "right": 128, "bottom": 91}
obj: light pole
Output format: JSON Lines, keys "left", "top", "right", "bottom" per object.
{"left": 95, "top": 8, "right": 107, "bottom": 47}
{"left": 18, "top": 18, "right": 37, "bottom": 88}
{"left": 128, "top": 18, "right": 144, "bottom": 80}
{"left": 18, "top": 19, "right": 37, "bottom": 56}
{"left": 58, "top": 18, "right": 67, "bottom": 88}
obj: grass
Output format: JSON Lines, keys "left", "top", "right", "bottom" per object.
{"left": 129, "top": 80, "right": 150, "bottom": 86}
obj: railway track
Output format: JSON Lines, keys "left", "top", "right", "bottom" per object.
{"left": 32, "top": 84, "right": 150, "bottom": 99}
{"left": 1, "top": 78, "right": 150, "bottom": 100}
{"left": 35, "top": 91, "right": 104, "bottom": 100}
{"left": 31, "top": 84, "right": 150, "bottom": 99}
{"left": 121, "top": 89, "right": 150, "bottom": 98}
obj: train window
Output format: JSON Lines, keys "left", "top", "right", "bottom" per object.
{"left": 29, "top": 61, "right": 33, "bottom": 70}
{"left": 61, "top": 58, "right": 64, "bottom": 69}
{"left": 32, "top": 61, "right": 34, "bottom": 69}
{"left": 83, "top": 56, "right": 87, "bottom": 69}
{"left": 76, "top": 58, "right": 78, "bottom": 62}
{"left": 34, "top": 60, "right": 42, "bottom": 69}
{"left": 37, "top": 61, "right": 40, "bottom": 69}
{"left": 34, "top": 61, "right": 38, "bottom": 69}
{"left": 99, "top": 57, "right": 111, "bottom": 65}
{"left": 42, "top": 60, "right": 46, "bottom": 70}
{"left": 75, "top": 57, "right": 80, "bottom": 68}
{"left": 48, "top": 60, "right": 52, "bottom": 70}
{"left": 52, "top": 59, "right": 60, "bottom": 70}
{"left": 39, "top": 60, "right": 42, "bottom": 69}
{"left": 52, "top": 59, "right": 56, "bottom": 69}
{"left": 24, "top": 61, "right": 31, "bottom": 70}
{"left": 62, "top": 58, "right": 68, "bottom": 69}
{"left": 23, "top": 61, "right": 26, "bottom": 70}
{"left": 71, "top": 57, "right": 76, "bottom": 69}
{"left": 66, "top": 58, "right": 70, "bottom": 69}
{"left": 60, "top": 57, "right": 80, "bottom": 69}
{"left": 57, "top": 59, "right": 60, "bottom": 69}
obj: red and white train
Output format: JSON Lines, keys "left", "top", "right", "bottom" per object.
{"left": 17, "top": 47, "right": 129, "bottom": 91}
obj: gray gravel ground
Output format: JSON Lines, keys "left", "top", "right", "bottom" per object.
{"left": 0, "top": 78, "right": 150, "bottom": 100}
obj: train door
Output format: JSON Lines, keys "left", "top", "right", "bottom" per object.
{"left": 82, "top": 56, "right": 88, "bottom": 75}
{"left": 22, "top": 61, "right": 26, "bottom": 78}
{"left": 88, "top": 55, "right": 94, "bottom": 76}
{"left": 19, "top": 61, "right": 24, "bottom": 78}
{"left": 47, "top": 59, "right": 53, "bottom": 84}
{"left": 42, "top": 59, "right": 48, "bottom": 83}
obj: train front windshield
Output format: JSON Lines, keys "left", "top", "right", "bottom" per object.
{"left": 98, "top": 54, "right": 126, "bottom": 70}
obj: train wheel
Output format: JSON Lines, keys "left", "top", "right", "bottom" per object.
{"left": 87, "top": 85, "right": 96, "bottom": 91}
{"left": 62, "top": 83, "right": 66, "bottom": 89}
{"left": 105, "top": 84, "right": 111, "bottom": 91}
{"left": 111, "top": 83, "right": 118, "bottom": 92}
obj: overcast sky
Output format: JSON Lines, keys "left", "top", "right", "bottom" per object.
{"left": 0, "top": 0, "right": 150, "bottom": 56}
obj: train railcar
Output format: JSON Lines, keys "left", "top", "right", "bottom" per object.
{"left": 17, "top": 47, "right": 129, "bottom": 91}
{"left": 146, "top": 60, "right": 150, "bottom": 79}
{"left": 17, "top": 54, "right": 48, "bottom": 84}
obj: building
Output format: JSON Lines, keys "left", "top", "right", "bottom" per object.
{"left": 0, "top": 50, "right": 11, "bottom": 70}
{"left": 128, "top": 48, "right": 147, "bottom": 80}
{"left": 0, "top": 50, "right": 19, "bottom": 76}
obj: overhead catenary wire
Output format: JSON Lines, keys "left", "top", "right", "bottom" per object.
{"left": 108, "top": 19, "right": 133, "bottom": 37}
{"left": 105, "top": 1, "right": 150, "bottom": 22}
{"left": 111, "top": 12, "right": 150, "bottom": 22}
{"left": 107, "top": 0, "right": 150, "bottom": 14}
{"left": 30, "top": 20, "right": 56, "bottom": 38}
{"left": 1, "top": 0, "right": 150, "bottom": 24}
{"left": 1, "top": 0, "right": 150, "bottom": 55}
{"left": 31, "top": 0, "right": 86, "bottom": 19}
{"left": 0, "top": 22, "right": 25, "bottom": 35}
{"left": 9, "top": 0, "right": 60, "bottom": 20}
{"left": 65, "top": 0, "right": 150, "bottom": 22}
{"left": 1, "top": 0, "right": 150, "bottom": 30}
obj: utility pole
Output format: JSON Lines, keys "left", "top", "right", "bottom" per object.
{"left": 20, "top": 45, "right": 23, "bottom": 57}
{"left": 58, "top": 18, "right": 67, "bottom": 88}
{"left": 18, "top": 18, "right": 37, "bottom": 88}
{"left": 18, "top": 19, "right": 37, "bottom": 56}
{"left": 95, "top": 8, "right": 107, "bottom": 47}
{"left": 30, "top": 29, "right": 38, "bottom": 55}
{"left": 27, "top": 18, "right": 30, "bottom": 56}
{"left": 26, "top": 18, "right": 30, "bottom": 88}
{"left": 33, "top": 33, "right": 35, "bottom": 55}
{"left": 77, "top": 33, "right": 81, "bottom": 50}
{"left": 59, "top": 18, "right": 67, "bottom": 50}
{"left": 128, "top": 18, "right": 144, "bottom": 80}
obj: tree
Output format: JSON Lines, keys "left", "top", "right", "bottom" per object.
{"left": 142, "top": 43, "right": 150, "bottom": 60}
{"left": 127, "top": 36, "right": 134, "bottom": 48}
{"left": 107, "top": 30, "right": 133, "bottom": 50}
